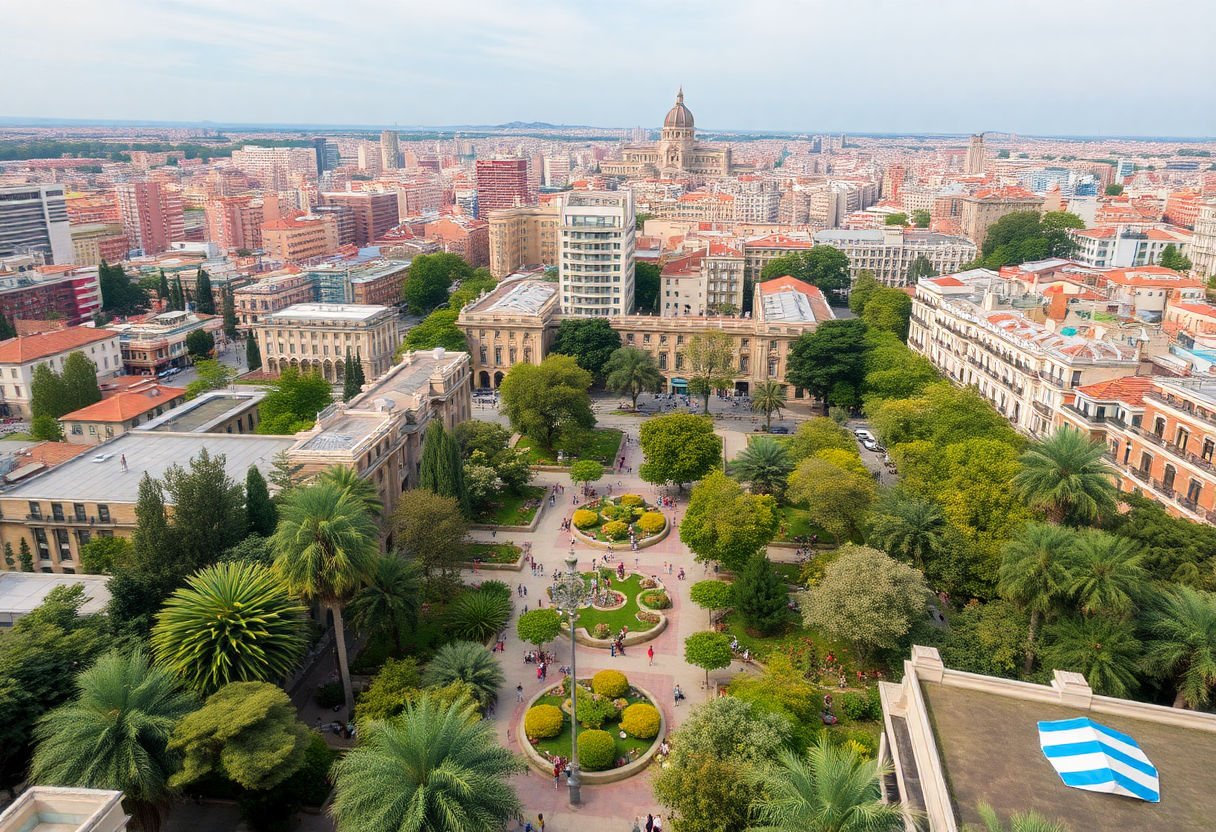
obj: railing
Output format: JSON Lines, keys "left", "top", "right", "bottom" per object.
{"left": 1129, "top": 467, "right": 1151, "bottom": 483}
{"left": 1032, "top": 401, "right": 1053, "bottom": 418}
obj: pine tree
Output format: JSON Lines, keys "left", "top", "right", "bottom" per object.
{"left": 245, "top": 332, "right": 261, "bottom": 371}
{"left": 444, "top": 429, "right": 471, "bottom": 517}
{"left": 3, "top": 542, "right": 14, "bottom": 570}
{"left": 353, "top": 350, "right": 366, "bottom": 387}
{"left": 267, "top": 450, "right": 303, "bottom": 499}
{"left": 158, "top": 269, "right": 170, "bottom": 304}
{"left": 342, "top": 351, "right": 360, "bottom": 402}
{"left": 0, "top": 316, "right": 16, "bottom": 341}
{"left": 222, "top": 287, "right": 238, "bottom": 339}
{"left": 195, "top": 268, "right": 216, "bottom": 315}
{"left": 18, "top": 538, "right": 33, "bottom": 572}
{"left": 131, "top": 473, "right": 174, "bottom": 583}
{"left": 244, "top": 465, "right": 277, "bottom": 537}
{"left": 733, "top": 553, "right": 790, "bottom": 635}
{"left": 30, "top": 364, "right": 67, "bottom": 419}
{"left": 418, "top": 420, "right": 446, "bottom": 494}
{"left": 419, "top": 420, "right": 468, "bottom": 514}
{"left": 60, "top": 352, "right": 102, "bottom": 413}
{"left": 171, "top": 277, "right": 185, "bottom": 311}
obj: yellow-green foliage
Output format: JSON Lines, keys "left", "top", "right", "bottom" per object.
{"left": 578, "top": 729, "right": 616, "bottom": 771}
{"left": 573, "top": 509, "right": 599, "bottom": 529}
{"left": 637, "top": 511, "right": 666, "bottom": 534}
{"left": 524, "top": 704, "right": 564, "bottom": 739}
{"left": 620, "top": 703, "right": 661, "bottom": 740}
{"left": 619, "top": 494, "right": 644, "bottom": 507}
{"left": 602, "top": 520, "right": 629, "bottom": 540}
{"left": 591, "top": 669, "right": 629, "bottom": 698}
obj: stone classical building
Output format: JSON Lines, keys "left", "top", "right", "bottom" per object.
{"left": 488, "top": 204, "right": 560, "bottom": 278}
{"left": 233, "top": 272, "right": 315, "bottom": 329}
{"left": 813, "top": 228, "right": 977, "bottom": 288}
{"left": 600, "top": 90, "right": 732, "bottom": 179}
{"left": 255, "top": 303, "right": 399, "bottom": 383}
{"left": 960, "top": 187, "right": 1044, "bottom": 248}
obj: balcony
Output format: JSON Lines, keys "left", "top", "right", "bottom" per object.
{"left": 1129, "top": 467, "right": 1151, "bottom": 483}
{"left": 1032, "top": 400, "right": 1053, "bottom": 418}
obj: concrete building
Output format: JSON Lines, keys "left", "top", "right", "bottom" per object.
{"left": 0, "top": 185, "right": 73, "bottom": 264}
{"left": 59, "top": 380, "right": 187, "bottom": 445}
{"left": 659, "top": 243, "right": 745, "bottom": 316}
{"left": 475, "top": 158, "right": 532, "bottom": 216}
{"left": 423, "top": 216, "right": 490, "bottom": 268}
{"left": 256, "top": 303, "right": 399, "bottom": 383}
{"left": 965, "top": 133, "right": 986, "bottom": 175}
{"left": 1069, "top": 226, "right": 1192, "bottom": 269}
{"left": 107, "top": 310, "right": 224, "bottom": 375}
{"left": 601, "top": 90, "right": 732, "bottom": 178}
{"left": 1191, "top": 201, "right": 1216, "bottom": 279}
{"left": 310, "top": 259, "right": 409, "bottom": 307}
{"left": 0, "top": 327, "right": 122, "bottom": 418}
{"left": 379, "top": 130, "right": 401, "bottom": 170}
{"left": 318, "top": 191, "right": 400, "bottom": 246}
{"left": 812, "top": 228, "right": 977, "bottom": 288}
{"left": 0, "top": 264, "right": 102, "bottom": 326}
{"left": 137, "top": 389, "right": 264, "bottom": 436}
{"left": 543, "top": 154, "right": 571, "bottom": 188}
{"left": 960, "top": 187, "right": 1044, "bottom": 248}
{"left": 0, "top": 571, "right": 110, "bottom": 622}
{"left": 69, "top": 222, "right": 128, "bottom": 266}
{"left": 115, "top": 181, "right": 184, "bottom": 256}
{"left": 309, "top": 205, "right": 357, "bottom": 248}
{"left": 558, "top": 191, "right": 636, "bottom": 316}
{"left": 488, "top": 204, "right": 560, "bottom": 278}
{"left": 261, "top": 213, "right": 340, "bottom": 262}
{"left": 205, "top": 195, "right": 264, "bottom": 253}
{"left": 742, "top": 233, "right": 814, "bottom": 281}
{"left": 0, "top": 788, "right": 128, "bottom": 831}
{"left": 233, "top": 272, "right": 315, "bottom": 329}
{"left": 230, "top": 145, "right": 315, "bottom": 190}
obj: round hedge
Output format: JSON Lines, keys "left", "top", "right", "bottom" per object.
{"left": 599, "top": 504, "right": 624, "bottom": 521}
{"left": 602, "top": 520, "right": 629, "bottom": 540}
{"left": 620, "top": 703, "right": 661, "bottom": 740}
{"left": 573, "top": 509, "right": 599, "bottom": 530}
{"left": 524, "top": 704, "right": 564, "bottom": 739}
{"left": 619, "top": 494, "right": 644, "bottom": 507}
{"left": 578, "top": 729, "right": 616, "bottom": 771}
{"left": 591, "top": 669, "right": 629, "bottom": 698}
{"left": 637, "top": 512, "right": 666, "bottom": 534}
{"left": 640, "top": 590, "right": 670, "bottom": 609}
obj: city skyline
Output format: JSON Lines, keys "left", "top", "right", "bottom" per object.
{"left": 8, "top": 0, "right": 1215, "bottom": 137}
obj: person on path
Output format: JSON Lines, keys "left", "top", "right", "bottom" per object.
{"left": 516, "top": 684, "right": 524, "bottom": 702}
{"left": 537, "top": 813, "right": 545, "bottom": 831}
{"left": 653, "top": 815, "right": 662, "bottom": 831}
{"left": 647, "top": 645, "right": 654, "bottom": 665}
{"left": 553, "top": 763, "right": 561, "bottom": 789}
{"left": 645, "top": 814, "right": 655, "bottom": 832}
{"left": 673, "top": 684, "right": 683, "bottom": 706}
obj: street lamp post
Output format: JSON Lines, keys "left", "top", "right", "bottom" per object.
{"left": 551, "top": 549, "right": 589, "bottom": 805}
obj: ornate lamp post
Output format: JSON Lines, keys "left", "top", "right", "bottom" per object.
{"left": 551, "top": 550, "right": 590, "bottom": 804}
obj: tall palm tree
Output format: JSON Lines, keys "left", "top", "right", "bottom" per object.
{"left": 31, "top": 650, "right": 196, "bottom": 832}
{"left": 1064, "top": 531, "right": 1145, "bottom": 619}
{"left": 867, "top": 491, "right": 947, "bottom": 570}
{"left": 1013, "top": 427, "right": 1116, "bottom": 526}
{"left": 151, "top": 561, "right": 307, "bottom": 695}
{"left": 998, "top": 523, "right": 1076, "bottom": 674}
{"left": 745, "top": 740, "right": 905, "bottom": 832}
{"left": 329, "top": 694, "right": 522, "bottom": 832}
{"left": 1041, "top": 616, "right": 1141, "bottom": 698}
{"left": 729, "top": 437, "right": 793, "bottom": 495}
{"left": 422, "top": 640, "right": 506, "bottom": 711}
{"left": 967, "top": 802, "right": 1071, "bottom": 832}
{"left": 751, "top": 380, "right": 788, "bottom": 431}
{"left": 320, "top": 464, "right": 383, "bottom": 518}
{"left": 604, "top": 346, "right": 665, "bottom": 410}
{"left": 272, "top": 482, "right": 380, "bottom": 717}
{"left": 348, "top": 554, "right": 421, "bottom": 654}
{"left": 1143, "top": 585, "right": 1216, "bottom": 709}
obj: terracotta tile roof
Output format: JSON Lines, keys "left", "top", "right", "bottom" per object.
{"left": 1169, "top": 303, "right": 1216, "bottom": 319}
{"left": 745, "top": 234, "right": 813, "bottom": 250}
{"left": 27, "top": 441, "right": 92, "bottom": 467}
{"left": 707, "top": 242, "right": 743, "bottom": 257}
{"left": 661, "top": 251, "right": 705, "bottom": 277}
{"left": 1100, "top": 266, "right": 1203, "bottom": 288}
{"left": 927, "top": 276, "right": 965, "bottom": 287}
{"left": 1073, "top": 375, "right": 1153, "bottom": 406}
{"left": 60, "top": 383, "right": 186, "bottom": 423}
{"left": 0, "top": 327, "right": 115, "bottom": 365}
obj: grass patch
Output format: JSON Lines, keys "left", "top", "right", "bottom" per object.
{"left": 0, "top": 432, "right": 36, "bottom": 441}
{"left": 529, "top": 689, "right": 656, "bottom": 765}
{"left": 518, "top": 428, "right": 622, "bottom": 466}
{"left": 747, "top": 433, "right": 793, "bottom": 447}
{"left": 475, "top": 485, "right": 545, "bottom": 526}
{"left": 773, "top": 505, "right": 833, "bottom": 543}
{"left": 464, "top": 543, "right": 522, "bottom": 564}
{"left": 771, "top": 561, "right": 803, "bottom": 586}
{"left": 720, "top": 607, "right": 859, "bottom": 685}
{"left": 555, "top": 573, "right": 659, "bottom": 635}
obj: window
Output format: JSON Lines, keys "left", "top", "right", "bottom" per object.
{"left": 28, "top": 501, "right": 41, "bottom": 519}
{"left": 1176, "top": 428, "right": 1190, "bottom": 452}
{"left": 1153, "top": 417, "right": 1166, "bottom": 438}
{"left": 33, "top": 528, "right": 49, "bottom": 558}
{"left": 1163, "top": 465, "right": 1176, "bottom": 491}
{"left": 51, "top": 503, "right": 64, "bottom": 521}
{"left": 97, "top": 504, "right": 110, "bottom": 523}
{"left": 1203, "top": 438, "right": 1214, "bottom": 463}
{"left": 55, "top": 529, "right": 71, "bottom": 560}
{"left": 73, "top": 503, "right": 86, "bottom": 522}
{"left": 1187, "top": 479, "right": 1203, "bottom": 504}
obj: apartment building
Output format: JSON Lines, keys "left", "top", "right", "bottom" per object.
{"left": 255, "top": 303, "right": 399, "bottom": 382}
{"left": 959, "top": 187, "right": 1044, "bottom": 247}
{"left": 659, "top": 243, "right": 745, "bottom": 316}
{"left": 261, "top": 213, "right": 340, "bottom": 262}
{"left": 1191, "top": 202, "right": 1216, "bottom": 279}
{"left": 115, "top": 181, "right": 185, "bottom": 256}
{"left": 0, "top": 185, "right": 73, "bottom": 264}
{"left": 742, "top": 233, "right": 813, "bottom": 281}
{"left": 229, "top": 145, "right": 315, "bottom": 190}
{"left": 1068, "top": 226, "right": 1191, "bottom": 269}
{"left": 205, "top": 195, "right": 264, "bottom": 253}
{"left": 0, "top": 327, "right": 122, "bottom": 418}
{"left": 318, "top": 191, "right": 400, "bottom": 246}
{"left": 69, "top": 223, "right": 128, "bottom": 266}
{"left": 487, "top": 204, "right": 560, "bottom": 278}
{"left": 310, "top": 260, "right": 409, "bottom": 307}
{"left": 423, "top": 216, "right": 490, "bottom": 268}
{"left": 475, "top": 159, "right": 533, "bottom": 217}
{"left": 812, "top": 227, "right": 977, "bottom": 288}
{"left": 558, "top": 191, "right": 636, "bottom": 316}
{"left": 232, "top": 272, "right": 315, "bottom": 329}
{"left": 909, "top": 270, "right": 1141, "bottom": 436}
{"left": 0, "top": 265, "right": 102, "bottom": 325}
{"left": 107, "top": 310, "right": 224, "bottom": 375}
{"left": 379, "top": 131, "right": 401, "bottom": 170}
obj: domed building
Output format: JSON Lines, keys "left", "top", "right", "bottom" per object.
{"left": 601, "top": 89, "right": 733, "bottom": 178}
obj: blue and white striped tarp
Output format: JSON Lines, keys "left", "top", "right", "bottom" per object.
{"left": 1037, "top": 717, "right": 1160, "bottom": 803}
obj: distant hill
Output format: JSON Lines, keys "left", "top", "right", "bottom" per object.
{"left": 495, "top": 121, "right": 567, "bottom": 129}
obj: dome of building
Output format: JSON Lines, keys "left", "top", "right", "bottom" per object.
{"left": 663, "top": 88, "right": 694, "bottom": 129}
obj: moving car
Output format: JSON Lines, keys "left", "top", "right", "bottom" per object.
{"left": 768, "top": 426, "right": 790, "bottom": 434}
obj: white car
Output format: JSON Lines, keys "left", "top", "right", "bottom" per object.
{"left": 854, "top": 429, "right": 874, "bottom": 441}
{"left": 862, "top": 439, "right": 879, "bottom": 452}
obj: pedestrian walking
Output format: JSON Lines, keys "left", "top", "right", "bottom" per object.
{"left": 553, "top": 763, "right": 561, "bottom": 789}
{"left": 516, "top": 684, "right": 524, "bottom": 702}
{"left": 645, "top": 814, "right": 655, "bottom": 832}
{"left": 653, "top": 815, "right": 662, "bottom": 831}
{"left": 647, "top": 645, "right": 655, "bottom": 665}
{"left": 537, "top": 813, "right": 545, "bottom": 831}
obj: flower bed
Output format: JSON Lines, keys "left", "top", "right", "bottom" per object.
{"left": 570, "top": 496, "right": 669, "bottom": 550}
{"left": 553, "top": 572, "right": 659, "bottom": 637}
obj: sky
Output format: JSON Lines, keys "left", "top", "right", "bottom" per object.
{"left": 7, "top": 0, "right": 1215, "bottom": 137}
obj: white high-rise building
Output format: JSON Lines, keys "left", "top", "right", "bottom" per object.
{"left": 0, "top": 185, "right": 72, "bottom": 264}
{"left": 558, "top": 191, "right": 635, "bottom": 317}
{"left": 965, "top": 134, "right": 985, "bottom": 175}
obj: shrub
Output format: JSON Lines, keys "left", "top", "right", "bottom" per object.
{"left": 637, "top": 512, "right": 666, "bottom": 534}
{"left": 525, "top": 704, "right": 564, "bottom": 739}
{"left": 592, "top": 669, "right": 629, "bottom": 698}
{"left": 637, "top": 611, "right": 661, "bottom": 624}
{"left": 576, "top": 693, "right": 620, "bottom": 729}
{"left": 640, "top": 590, "right": 670, "bottom": 609}
{"left": 620, "top": 703, "right": 661, "bottom": 740}
{"left": 838, "top": 690, "right": 882, "bottom": 722}
{"left": 578, "top": 729, "right": 616, "bottom": 771}
{"left": 602, "top": 520, "right": 629, "bottom": 540}
{"left": 639, "top": 578, "right": 659, "bottom": 589}
{"left": 573, "top": 509, "right": 599, "bottom": 529}
{"left": 620, "top": 494, "right": 644, "bottom": 507}
{"left": 446, "top": 589, "right": 511, "bottom": 643}
{"left": 315, "top": 681, "right": 344, "bottom": 709}
{"left": 599, "top": 504, "right": 624, "bottom": 521}
{"left": 477, "top": 579, "right": 512, "bottom": 602}
{"left": 592, "top": 623, "right": 612, "bottom": 640}
{"left": 837, "top": 726, "right": 879, "bottom": 758}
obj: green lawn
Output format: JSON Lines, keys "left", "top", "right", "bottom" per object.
{"left": 528, "top": 690, "right": 656, "bottom": 768}
{"left": 771, "top": 561, "right": 804, "bottom": 586}
{"left": 720, "top": 608, "right": 858, "bottom": 684}
{"left": 0, "top": 432, "right": 35, "bottom": 441}
{"left": 773, "top": 505, "right": 833, "bottom": 543}
{"left": 518, "top": 428, "right": 623, "bottom": 466}
{"left": 555, "top": 573, "right": 659, "bottom": 636}
{"left": 475, "top": 485, "right": 546, "bottom": 526}
{"left": 747, "top": 433, "right": 793, "bottom": 447}
{"left": 464, "top": 543, "right": 522, "bottom": 564}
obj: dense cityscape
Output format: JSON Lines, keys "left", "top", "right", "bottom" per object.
{"left": 1, "top": 5, "right": 1216, "bottom": 831}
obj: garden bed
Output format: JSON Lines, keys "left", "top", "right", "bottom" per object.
{"left": 570, "top": 495, "right": 668, "bottom": 550}
{"left": 517, "top": 428, "right": 623, "bottom": 467}
{"left": 472, "top": 485, "right": 546, "bottom": 527}
{"left": 553, "top": 572, "right": 662, "bottom": 641}
{"left": 464, "top": 543, "right": 523, "bottom": 565}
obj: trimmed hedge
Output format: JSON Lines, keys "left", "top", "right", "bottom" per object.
{"left": 578, "top": 729, "right": 616, "bottom": 771}
{"left": 573, "top": 509, "right": 599, "bottom": 529}
{"left": 525, "top": 704, "right": 564, "bottom": 739}
{"left": 620, "top": 703, "right": 661, "bottom": 740}
{"left": 602, "top": 520, "right": 629, "bottom": 540}
{"left": 591, "top": 669, "right": 629, "bottom": 698}
{"left": 619, "top": 494, "right": 644, "bottom": 507}
{"left": 640, "top": 590, "right": 670, "bottom": 610}
{"left": 637, "top": 512, "right": 666, "bottom": 534}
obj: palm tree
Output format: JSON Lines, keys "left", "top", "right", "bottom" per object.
{"left": 729, "top": 437, "right": 793, "bottom": 495}
{"left": 31, "top": 650, "right": 196, "bottom": 832}
{"left": 745, "top": 740, "right": 905, "bottom": 832}
{"left": 151, "top": 561, "right": 307, "bottom": 694}
{"left": 604, "top": 346, "right": 665, "bottom": 410}
{"left": 867, "top": 491, "right": 946, "bottom": 570}
{"left": 1143, "top": 585, "right": 1216, "bottom": 709}
{"left": 446, "top": 587, "right": 512, "bottom": 643}
{"left": 751, "top": 380, "right": 788, "bottom": 431}
{"left": 272, "top": 482, "right": 380, "bottom": 717}
{"left": 1013, "top": 427, "right": 1116, "bottom": 526}
{"left": 1041, "top": 616, "right": 1141, "bottom": 698}
{"left": 1064, "top": 531, "right": 1145, "bottom": 618}
{"left": 329, "top": 694, "right": 522, "bottom": 832}
{"left": 320, "top": 464, "right": 383, "bottom": 518}
{"left": 422, "top": 640, "right": 505, "bottom": 710}
{"left": 967, "top": 802, "right": 1071, "bottom": 832}
{"left": 998, "top": 523, "right": 1076, "bottom": 674}
{"left": 348, "top": 554, "right": 421, "bottom": 654}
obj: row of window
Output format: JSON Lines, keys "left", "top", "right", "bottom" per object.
{"left": 29, "top": 502, "right": 112, "bottom": 523}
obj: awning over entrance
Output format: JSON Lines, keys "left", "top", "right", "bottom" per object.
{"left": 669, "top": 377, "right": 688, "bottom": 392}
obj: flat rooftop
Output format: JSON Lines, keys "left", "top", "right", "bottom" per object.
{"left": 0, "top": 572, "right": 110, "bottom": 625}
{"left": 265, "top": 303, "right": 390, "bottom": 322}
{"left": 2, "top": 432, "right": 294, "bottom": 503}
{"left": 138, "top": 390, "right": 265, "bottom": 433}
{"left": 298, "top": 413, "right": 388, "bottom": 452}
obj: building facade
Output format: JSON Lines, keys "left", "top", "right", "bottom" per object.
{"left": 600, "top": 90, "right": 732, "bottom": 178}
{"left": 0, "top": 327, "right": 123, "bottom": 418}
{"left": 261, "top": 213, "right": 340, "bottom": 262}
{"left": 659, "top": 243, "right": 745, "bottom": 316}
{"left": 318, "top": 191, "right": 400, "bottom": 246}
{"left": 205, "top": 195, "right": 264, "bottom": 253}
{"left": 1069, "top": 226, "right": 1191, "bottom": 269}
{"left": 0, "top": 185, "right": 73, "bottom": 264}
{"left": 488, "top": 204, "right": 560, "bottom": 278}
{"left": 960, "top": 188, "right": 1044, "bottom": 248}
{"left": 115, "top": 181, "right": 184, "bottom": 256}
{"left": 422, "top": 216, "right": 490, "bottom": 268}
{"left": 0, "top": 266, "right": 102, "bottom": 326}
{"left": 812, "top": 228, "right": 977, "bottom": 288}
{"left": 59, "top": 380, "right": 187, "bottom": 445}
{"left": 1191, "top": 202, "right": 1216, "bottom": 279}
{"left": 69, "top": 223, "right": 128, "bottom": 266}
{"left": 256, "top": 303, "right": 399, "bottom": 382}
{"left": 558, "top": 191, "right": 636, "bottom": 316}
{"left": 475, "top": 159, "right": 532, "bottom": 217}
{"left": 108, "top": 311, "right": 224, "bottom": 375}
{"left": 232, "top": 272, "right": 315, "bottom": 329}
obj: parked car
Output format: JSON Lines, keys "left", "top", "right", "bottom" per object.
{"left": 768, "top": 426, "right": 790, "bottom": 434}
{"left": 854, "top": 428, "right": 874, "bottom": 440}
{"left": 862, "top": 439, "right": 879, "bottom": 451}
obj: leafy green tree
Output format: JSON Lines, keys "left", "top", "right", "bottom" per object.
{"left": 967, "top": 802, "right": 1071, "bottom": 832}
{"left": 30, "top": 362, "right": 67, "bottom": 419}
{"left": 169, "top": 681, "right": 310, "bottom": 791}
{"left": 184, "top": 358, "right": 236, "bottom": 400}
{"left": 30, "top": 413, "right": 64, "bottom": 441}
{"left": 447, "top": 272, "right": 497, "bottom": 310}
{"left": 0, "top": 315, "right": 15, "bottom": 341}
{"left": 911, "top": 209, "right": 932, "bottom": 229}
{"left": 391, "top": 489, "right": 468, "bottom": 583}
{"left": 221, "top": 287, "right": 238, "bottom": 338}
{"left": 348, "top": 555, "right": 421, "bottom": 654}
{"left": 2, "top": 541, "right": 13, "bottom": 570}
{"left": 848, "top": 271, "right": 880, "bottom": 315}
{"left": 976, "top": 211, "right": 1084, "bottom": 269}
{"left": 1041, "top": 616, "right": 1141, "bottom": 698}
{"left": 218, "top": 534, "right": 274, "bottom": 566}
{"left": 194, "top": 268, "right": 216, "bottom": 314}
{"left": 342, "top": 350, "right": 360, "bottom": 402}
{"left": 157, "top": 269, "right": 171, "bottom": 303}
{"left": 884, "top": 212, "right": 908, "bottom": 226}
{"left": 397, "top": 309, "right": 467, "bottom": 354}
{"left": 681, "top": 471, "right": 779, "bottom": 571}
{"left": 908, "top": 254, "right": 937, "bottom": 280}
{"left": 733, "top": 553, "right": 789, "bottom": 635}
{"left": 499, "top": 354, "right": 594, "bottom": 450}
{"left": 256, "top": 367, "right": 333, "bottom": 434}
{"left": 1014, "top": 427, "right": 1116, "bottom": 526}
{"left": 745, "top": 740, "right": 905, "bottom": 832}
{"left": 78, "top": 535, "right": 134, "bottom": 574}
{"left": 246, "top": 331, "right": 261, "bottom": 370}
{"left": 170, "top": 275, "right": 185, "bottom": 312}
{"left": 787, "top": 319, "right": 870, "bottom": 413}
{"left": 403, "top": 252, "right": 470, "bottom": 312}
{"left": 690, "top": 580, "right": 734, "bottom": 619}
{"left": 30, "top": 650, "right": 195, "bottom": 832}
{"left": 1105, "top": 492, "right": 1216, "bottom": 585}
{"left": 330, "top": 695, "right": 522, "bottom": 832}
{"left": 1158, "top": 243, "right": 1192, "bottom": 271}
{"left": 97, "top": 260, "right": 150, "bottom": 316}
{"left": 1105, "top": 183, "right": 1124, "bottom": 196}
{"left": 751, "top": 380, "right": 787, "bottom": 430}
{"left": 569, "top": 458, "right": 604, "bottom": 491}
{"left": 940, "top": 599, "right": 1029, "bottom": 679}
{"left": 353, "top": 657, "right": 422, "bottom": 725}
{"left": 418, "top": 420, "right": 469, "bottom": 515}
{"left": 729, "top": 437, "right": 792, "bottom": 496}
{"left": 998, "top": 523, "right": 1077, "bottom": 673}
{"left": 550, "top": 317, "right": 622, "bottom": 382}
{"left": 1143, "top": 585, "right": 1216, "bottom": 708}
{"left": 683, "top": 330, "right": 737, "bottom": 413}
{"left": 164, "top": 448, "right": 246, "bottom": 572}
{"left": 799, "top": 545, "right": 928, "bottom": 661}
{"left": 421, "top": 640, "right": 505, "bottom": 711}
{"left": 268, "top": 449, "right": 304, "bottom": 498}
{"left": 185, "top": 327, "right": 215, "bottom": 359}
{"left": 861, "top": 288, "right": 912, "bottom": 341}
{"left": 604, "top": 346, "right": 664, "bottom": 408}
{"left": 639, "top": 413, "right": 722, "bottom": 487}
{"left": 517, "top": 608, "right": 562, "bottom": 650}
{"left": 244, "top": 465, "right": 277, "bottom": 537}
{"left": 634, "top": 260, "right": 661, "bottom": 312}
{"left": 867, "top": 490, "right": 947, "bottom": 570}
{"left": 787, "top": 417, "right": 855, "bottom": 462}
{"left": 129, "top": 471, "right": 176, "bottom": 589}
{"left": 787, "top": 455, "right": 875, "bottom": 544}
{"left": 862, "top": 332, "right": 938, "bottom": 402}
{"left": 684, "top": 630, "right": 734, "bottom": 687}
{"left": 1064, "top": 531, "right": 1145, "bottom": 618}
{"left": 60, "top": 352, "right": 102, "bottom": 413}
{"left": 272, "top": 482, "right": 380, "bottom": 716}
{"left": 760, "top": 246, "right": 851, "bottom": 301}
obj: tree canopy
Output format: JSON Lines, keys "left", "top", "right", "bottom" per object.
{"left": 682, "top": 330, "right": 737, "bottom": 413}
{"left": 786, "top": 319, "right": 870, "bottom": 412}
{"left": 760, "top": 246, "right": 851, "bottom": 302}
{"left": 680, "top": 470, "right": 779, "bottom": 572}
{"left": 634, "top": 260, "right": 661, "bottom": 312}
{"left": 398, "top": 309, "right": 468, "bottom": 354}
{"left": 604, "top": 346, "right": 664, "bottom": 408}
{"left": 550, "top": 317, "right": 622, "bottom": 382}
{"left": 97, "top": 261, "right": 150, "bottom": 317}
{"left": 256, "top": 368, "right": 333, "bottom": 434}
{"left": 639, "top": 413, "right": 722, "bottom": 487}
{"left": 972, "top": 211, "right": 1085, "bottom": 269}
{"left": 498, "top": 355, "right": 594, "bottom": 450}
{"left": 402, "top": 252, "right": 470, "bottom": 312}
